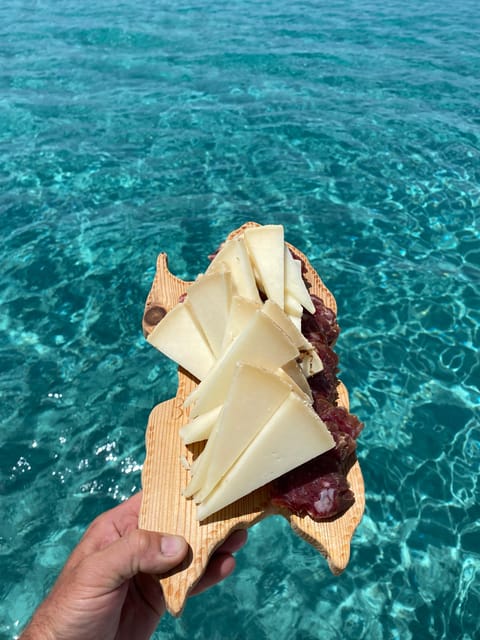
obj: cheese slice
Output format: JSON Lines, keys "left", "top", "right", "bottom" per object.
{"left": 273, "top": 367, "right": 311, "bottom": 402}
{"left": 186, "top": 271, "right": 232, "bottom": 358}
{"left": 179, "top": 405, "right": 222, "bottom": 444}
{"left": 288, "top": 314, "right": 302, "bottom": 332}
{"left": 261, "top": 299, "right": 312, "bottom": 352}
{"left": 147, "top": 300, "right": 214, "bottom": 381}
{"left": 299, "top": 349, "right": 323, "bottom": 377}
{"left": 188, "top": 364, "right": 292, "bottom": 503}
{"left": 285, "top": 291, "right": 304, "bottom": 319}
{"left": 280, "top": 359, "right": 313, "bottom": 400}
{"left": 182, "top": 445, "right": 212, "bottom": 497}
{"left": 284, "top": 292, "right": 303, "bottom": 331}
{"left": 195, "top": 392, "right": 335, "bottom": 520}
{"left": 221, "top": 295, "right": 261, "bottom": 352}
{"left": 206, "top": 237, "right": 261, "bottom": 303}
{"left": 284, "top": 246, "right": 315, "bottom": 313}
{"left": 261, "top": 299, "right": 322, "bottom": 378}
{"left": 243, "top": 225, "right": 285, "bottom": 308}
{"left": 185, "top": 310, "right": 299, "bottom": 418}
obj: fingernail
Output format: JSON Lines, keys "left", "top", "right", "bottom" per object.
{"left": 161, "top": 535, "right": 184, "bottom": 557}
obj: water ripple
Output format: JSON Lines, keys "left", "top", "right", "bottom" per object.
{"left": 1, "top": 1, "right": 479, "bottom": 639}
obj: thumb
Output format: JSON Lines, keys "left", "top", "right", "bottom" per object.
{"left": 84, "top": 529, "right": 188, "bottom": 592}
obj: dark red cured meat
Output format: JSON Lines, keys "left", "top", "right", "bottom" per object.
{"left": 308, "top": 343, "right": 340, "bottom": 404}
{"left": 271, "top": 291, "right": 363, "bottom": 521}
{"left": 271, "top": 463, "right": 355, "bottom": 520}
{"left": 302, "top": 296, "right": 341, "bottom": 403}
{"left": 328, "top": 430, "right": 357, "bottom": 463}
{"left": 314, "top": 396, "right": 364, "bottom": 441}
{"left": 302, "top": 295, "right": 340, "bottom": 347}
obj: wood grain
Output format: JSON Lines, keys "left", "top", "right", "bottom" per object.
{"left": 139, "top": 222, "right": 365, "bottom": 616}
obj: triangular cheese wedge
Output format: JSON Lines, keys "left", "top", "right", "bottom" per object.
{"left": 243, "top": 225, "right": 285, "bottom": 308}
{"left": 279, "top": 359, "right": 312, "bottom": 400}
{"left": 261, "top": 299, "right": 312, "bottom": 351}
{"left": 188, "top": 364, "right": 292, "bottom": 503}
{"left": 261, "top": 299, "right": 322, "bottom": 378}
{"left": 182, "top": 445, "right": 212, "bottom": 498}
{"left": 273, "top": 367, "right": 311, "bottom": 402}
{"left": 147, "top": 300, "right": 214, "bottom": 381}
{"left": 284, "top": 292, "right": 303, "bottom": 330}
{"left": 186, "top": 271, "right": 232, "bottom": 358}
{"left": 206, "top": 237, "right": 261, "bottom": 303}
{"left": 299, "top": 349, "right": 323, "bottom": 377}
{"left": 284, "top": 246, "right": 315, "bottom": 313}
{"left": 195, "top": 392, "right": 335, "bottom": 520}
{"left": 284, "top": 291, "right": 303, "bottom": 318}
{"left": 221, "top": 296, "right": 261, "bottom": 352}
{"left": 185, "top": 311, "right": 299, "bottom": 418}
{"left": 179, "top": 405, "right": 222, "bottom": 444}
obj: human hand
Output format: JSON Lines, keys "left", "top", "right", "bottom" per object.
{"left": 20, "top": 492, "right": 247, "bottom": 640}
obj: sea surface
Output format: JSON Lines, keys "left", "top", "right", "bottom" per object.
{"left": 1, "top": 1, "right": 479, "bottom": 638}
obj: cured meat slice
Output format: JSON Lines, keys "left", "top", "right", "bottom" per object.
{"left": 271, "top": 464, "right": 355, "bottom": 520}
{"left": 272, "top": 297, "right": 363, "bottom": 520}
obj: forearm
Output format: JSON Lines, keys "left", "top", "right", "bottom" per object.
{"left": 19, "top": 601, "right": 58, "bottom": 640}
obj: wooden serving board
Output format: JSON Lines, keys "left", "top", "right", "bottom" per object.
{"left": 139, "top": 222, "right": 365, "bottom": 617}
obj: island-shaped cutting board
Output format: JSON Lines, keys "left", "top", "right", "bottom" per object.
{"left": 139, "top": 222, "right": 365, "bottom": 616}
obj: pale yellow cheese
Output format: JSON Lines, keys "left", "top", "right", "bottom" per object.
{"left": 261, "top": 299, "right": 312, "bottom": 351}
{"left": 261, "top": 299, "right": 322, "bottom": 378}
{"left": 221, "top": 295, "right": 261, "bottom": 352}
{"left": 182, "top": 446, "right": 211, "bottom": 497}
{"left": 273, "top": 367, "right": 311, "bottom": 402}
{"left": 195, "top": 392, "right": 335, "bottom": 520}
{"left": 288, "top": 315, "right": 302, "bottom": 332}
{"left": 186, "top": 271, "right": 232, "bottom": 358}
{"left": 185, "top": 310, "right": 299, "bottom": 418}
{"left": 147, "top": 300, "right": 214, "bottom": 381}
{"left": 284, "top": 246, "right": 315, "bottom": 313}
{"left": 243, "top": 225, "right": 285, "bottom": 308}
{"left": 284, "top": 292, "right": 304, "bottom": 318}
{"left": 206, "top": 237, "right": 261, "bottom": 303}
{"left": 280, "top": 359, "right": 313, "bottom": 400}
{"left": 299, "top": 349, "right": 323, "bottom": 377}
{"left": 179, "top": 405, "right": 222, "bottom": 444}
{"left": 188, "top": 364, "right": 292, "bottom": 503}
{"left": 284, "top": 292, "right": 303, "bottom": 331}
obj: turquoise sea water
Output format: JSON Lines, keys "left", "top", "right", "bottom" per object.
{"left": 1, "top": 0, "right": 479, "bottom": 638}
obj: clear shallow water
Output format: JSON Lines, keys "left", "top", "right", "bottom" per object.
{"left": 1, "top": 0, "right": 479, "bottom": 638}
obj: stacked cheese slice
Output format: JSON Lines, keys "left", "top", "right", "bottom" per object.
{"left": 147, "top": 224, "right": 335, "bottom": 520}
